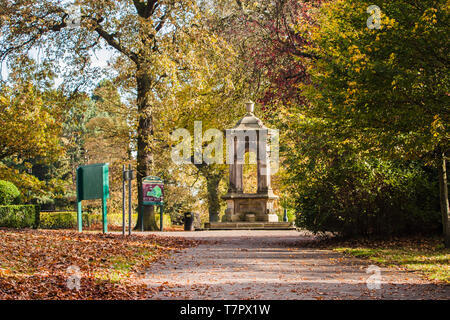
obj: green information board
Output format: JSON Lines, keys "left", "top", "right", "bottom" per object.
{"left": 77, "top": 164, "right": 109, "bottom": 200}
{"left": 76, "top": 163, "right": 109, "bottom": 233}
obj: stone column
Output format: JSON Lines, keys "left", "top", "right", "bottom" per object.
{"left": 228, "top": 136, "right": 243, "bottom": 193}
{"left": 257, "top": 130, "right": 271, "bottom": 193}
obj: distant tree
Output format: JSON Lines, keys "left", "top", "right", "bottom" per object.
{"left": 0, "top": 58, "right": 65, "bottom": 202}
{"left": 214, "top": 0, "right": 321, "bottom": 108}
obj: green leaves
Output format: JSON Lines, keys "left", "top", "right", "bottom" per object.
{"left": 0, "top": 82, "right": 62, "bottom": 162}
{"left": 0, "top": 180, "right": 20, "bottom": 205}
{"left": 0, "top": 205, "right": 38, "bottom": 228}
{"left": 276, "top": 0, "right": 447, "bottom": 236}
{"left": 304, "top": 0, "right": 449, "bottom": 160}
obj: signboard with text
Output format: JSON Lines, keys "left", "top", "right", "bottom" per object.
{"left": 142, "top": 176, "right": 164, "bottom": 205}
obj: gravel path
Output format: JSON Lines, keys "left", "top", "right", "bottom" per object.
{"left": 141, "top": 230, "right": 449, "bottom": 300}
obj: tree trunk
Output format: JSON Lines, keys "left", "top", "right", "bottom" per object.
{"left": 206, "top": 173, "right": 222, "bottom": 222}
{"left": 438, "top": 151, "right": 450, "bottom": 247}
{"left": 134, "top": 68, "right": 158, "bottom": 231}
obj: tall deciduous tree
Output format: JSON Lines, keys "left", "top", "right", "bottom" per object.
{"left": 0, "top": 0, "right": 216, "bottom": 229}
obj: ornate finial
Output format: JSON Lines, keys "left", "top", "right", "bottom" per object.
{"left": 245, "top": 100, "right": 254, "bottom": 114}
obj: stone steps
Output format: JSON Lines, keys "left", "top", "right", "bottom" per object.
{"left": 204, "top": 222, "right": 295, "bottom": 230}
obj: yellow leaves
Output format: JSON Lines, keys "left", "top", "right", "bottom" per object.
{"left": 348, "top": 44, "right": 358, "bottom": 52}
{"left": 382, "top": 15, "right": 397, "bottom": 30}
{"left": 0, "top": 95, "right": 9, "bottom": 106}
{"left": 415, "top": 7, "right": 442, "bottom": 34}
{"left": 344, "top": 81, "right": 359, "bottom": 104}
{"left": 0, "top": 81, "right": 63, "bottom": 166}
{"left": 387, "top": 52, "right": 396, "bottom": 67}
{"left": 391, "top": 79, "right": 397, "bottom": 90}
{"left": 348, "top": 45, "right": 368, "bottom": 68}
{"left": 431, "top": 114, "right": 446, "bottom": 139}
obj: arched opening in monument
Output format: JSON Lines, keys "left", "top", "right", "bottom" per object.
{"left": 242, "top": 151, "right": 258, "bottom": 194}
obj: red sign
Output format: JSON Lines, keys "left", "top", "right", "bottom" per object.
{"left": 142, "top": 177, "right": 164, "bottom": 204}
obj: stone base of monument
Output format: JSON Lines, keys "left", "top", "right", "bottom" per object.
{"left": 204, "top": 222, "right": 295, "bottom": 230}
{"left": 245, "top": 213, "right": 256, "bottom": 222}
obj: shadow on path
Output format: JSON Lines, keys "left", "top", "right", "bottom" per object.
{"left": 141, "top": 230, "right": 449, "bottom": 300}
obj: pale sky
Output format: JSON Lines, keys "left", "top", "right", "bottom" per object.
{"left": 1, "top": 45, "right": 115, "bottom": 90}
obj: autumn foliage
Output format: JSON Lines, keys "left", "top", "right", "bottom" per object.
{"left": 0, "top": 229, "right": 200, "bottom": 299}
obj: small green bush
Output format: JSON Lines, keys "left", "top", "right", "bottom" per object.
{"left": 0, "top": 205, "right": 38, "bottom": 228}
{"left": 0, "top": 180, "right": 20, "bottom": 205}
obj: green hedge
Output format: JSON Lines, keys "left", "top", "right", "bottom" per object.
{"left": 40, "top": 212, "right": 107, "bottom": 229}
{"left": 39, "top": 212, "right": 172, "bottom": 229}
{"left": 0, "top": 205, "right": 39, "bottom": 228}
{"left": 40, "top": 212, "right": 82, "bottom": 229}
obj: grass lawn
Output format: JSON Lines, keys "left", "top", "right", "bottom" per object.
{"left": 323, "top": 237, "right": 450, "bottom": 283}
{"left": 0, "top": 228, "right": 200, "bottom": 299}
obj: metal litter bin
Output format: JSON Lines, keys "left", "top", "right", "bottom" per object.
{"left": 184, "top": 212, "right": 195, "bottom": 231}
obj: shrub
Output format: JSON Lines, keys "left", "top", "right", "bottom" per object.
{"left": 0, "top": 180, "right": 20, "bottom": 205}
{"left": 289, "top": 155, "right": 441, "bottom": 236}
{"left": 39, "top": 212, "right": 81, "bottom": 229}
{"left": 39, "top": 212, "right": 172, "bottom": 229}
{"left": 40, "top": 212, "right": 108, "bottom": 229}
{"left": 0, "top": 205, "right": 38, "bottom": 228}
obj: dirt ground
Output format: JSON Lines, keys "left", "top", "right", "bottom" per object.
{"left": 140, "top": 230, "right": 449, "bottom": 300}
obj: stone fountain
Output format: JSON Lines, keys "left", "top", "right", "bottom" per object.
{"left": 205, "top": 101, "right": 294, "bottom": 230}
